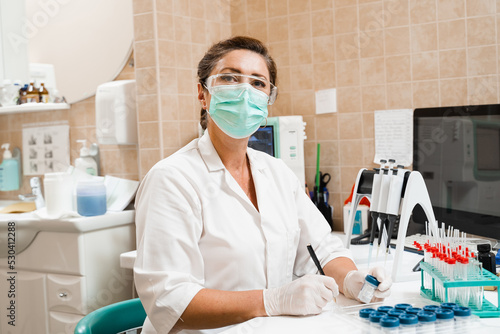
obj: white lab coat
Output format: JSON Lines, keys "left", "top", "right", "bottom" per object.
{"left": 134, "top": 130, "right": 352, "bottom": 334}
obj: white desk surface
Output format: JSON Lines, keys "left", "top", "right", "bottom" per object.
{"left": 120, "top": 233, "right": 500, "bottom": 333}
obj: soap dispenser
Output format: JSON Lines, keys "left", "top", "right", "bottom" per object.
{"left": 0, "top": 143, "right": 20, "bottom": 191}
{"left": 75, "top": 140, "right": 98, "bottom": 176}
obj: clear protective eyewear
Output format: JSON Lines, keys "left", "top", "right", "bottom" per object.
{"left": 205, "top": 73, "right": 278, "bottom": 105}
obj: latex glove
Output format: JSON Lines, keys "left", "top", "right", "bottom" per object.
{"left": 343, "top": 266, "right": 392, "bottom": 303}
{"left": 263, "top": 274, "right": 339, "bottom": 316}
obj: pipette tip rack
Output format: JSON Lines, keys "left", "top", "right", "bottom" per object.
{"left": 420, "top": 261, "right": 500, "bottom": 318}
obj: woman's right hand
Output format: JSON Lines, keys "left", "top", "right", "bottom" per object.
{"left": 263, "top": 274, "right": 339, "bottom": 316}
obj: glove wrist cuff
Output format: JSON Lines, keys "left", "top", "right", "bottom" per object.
{"left": 343, "top": 270, "right": 359, "bottom": 300}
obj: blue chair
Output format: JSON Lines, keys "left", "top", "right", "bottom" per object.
{"left": 74, "top": 298, "right": 146, "bottom": 334}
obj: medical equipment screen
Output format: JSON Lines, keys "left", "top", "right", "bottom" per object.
{"left": 413, "top": 104, "right": 500, "bottom": 241}
{"left": 248, "top": 126, "right": 275, "bottom": 157}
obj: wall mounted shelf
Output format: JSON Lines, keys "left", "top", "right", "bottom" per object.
{"left": 0, "top": 103, "right": 70, "bottom": 115}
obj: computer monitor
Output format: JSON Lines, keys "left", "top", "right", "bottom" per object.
{"left": 413, "top": 104, "right": 500, "bottom": 243}
{"left": 248, "top": 124, "right": 276, "bottom": 157}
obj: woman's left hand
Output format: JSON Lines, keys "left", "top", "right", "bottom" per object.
{"left": 342, "top": 266, "right": 392, "bottom": 303}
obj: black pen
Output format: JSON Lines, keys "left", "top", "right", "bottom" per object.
{"left": 307, "top": 243, "right": 325, "bottom": 275}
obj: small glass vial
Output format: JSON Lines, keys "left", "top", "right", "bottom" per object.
{"left": 394, "top": 303, "right": 412, "bottom": 312}
{"left": 359, "top": 308, "right": 376, "bottom": 324}
{"left": 399, "top": 314, "right": 418, "bottom": 334}
{"left": 417, "top": 311, "right": 436, "bottom": 334}
{"left": 440, "top": 302, "right": 458, "bottom": 310}
{"left": 377, "top": 306, "right": 394, "bottom": 314}
{"left": 453, "top": 306, "right": 472, "bottom": 330}
{"left": 422, "top": 305, "right": 441, "bottom": 313}
{"left": 406, "top": 307, "right": 422, "bottom": 316}
{"left": 435, "top": 308, "right": 454, "bottom": 331}
{"left": 76, "top": 178, "right": 107, "bottom": 216}
{"left": 369, "top": 312, "right": 386, "bottom": 333}
{"left": 358, "top": 275, "right": 380, "bottom": 303}
{"left": 380, "top": 316, "right": 400, "bottom": 333}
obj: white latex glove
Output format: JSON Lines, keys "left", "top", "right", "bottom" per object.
{"left": 343, "top": 266, "right": 392, "bottom": 303}
{"left": 263, "top": 274, "right": 339, "bottom": 316}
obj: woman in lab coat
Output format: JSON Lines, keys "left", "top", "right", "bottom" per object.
{"left": 134, "top": 36, "right": 392, "bottom": 334}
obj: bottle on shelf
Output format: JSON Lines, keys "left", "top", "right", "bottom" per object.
{"left": 38, "top": 82, "right": 50, "bottom": 103}
{"left": 26, "top": 81, "right": 38, "bottom": 103}
{"left": 18, "top": 84, "right": 28, "bottom": 104}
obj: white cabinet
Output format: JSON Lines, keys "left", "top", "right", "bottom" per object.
{"left": 0, "top": 211, "right": 136, "bottom": 334}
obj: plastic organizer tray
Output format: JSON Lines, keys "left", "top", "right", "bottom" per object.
{"left": 420, "top": 261, "right": 500, "bottom": 318}
{"left": 339, "top": 298, "right": 479, "bottom": 334}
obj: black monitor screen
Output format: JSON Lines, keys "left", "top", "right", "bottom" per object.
{"left": 248, "top": 125, "right": 274, "bottom": 157}
{"left": 413, "top": 104, "right": 500, "bottom": 241}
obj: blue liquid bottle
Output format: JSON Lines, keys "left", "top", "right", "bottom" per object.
{"left": 77, "top": 178, "right": 107, "bottom": 216}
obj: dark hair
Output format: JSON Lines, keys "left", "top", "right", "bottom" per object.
{"left": 197, "top": 36, "right": 278, "bottom": 130}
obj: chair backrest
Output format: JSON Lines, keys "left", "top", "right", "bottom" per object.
{"left": 74, "top": 298, "right": 146, "bottom": 334}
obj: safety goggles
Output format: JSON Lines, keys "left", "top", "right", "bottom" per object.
{"left": 205, "top": 73, "right": 278, "bottom": 105}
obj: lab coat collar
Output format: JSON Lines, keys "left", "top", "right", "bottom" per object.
{"left": 198, "top": 130, "right": 267, "bottom": 173}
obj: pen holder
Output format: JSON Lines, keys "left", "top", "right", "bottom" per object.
{"left": 419, "top": 261, "right": 500, "bottom": 318}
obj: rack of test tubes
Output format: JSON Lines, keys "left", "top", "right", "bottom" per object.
{"left": 341, "top": 298, "right": 478, "bottom": 333}
{"left": 413, "top": 221, "right": 500, "bottom": 318}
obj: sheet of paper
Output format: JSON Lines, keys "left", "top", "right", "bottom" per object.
{"left": 374, "top": 109, "right": 413, "bottom": 166}
{"left": 22, "top": 123, "right": 70, "bottom": 175}
{"left": 315, "top": 88, "right": 337, "bottom": 114}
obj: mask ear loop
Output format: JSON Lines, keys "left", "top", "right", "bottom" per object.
{"left": 260, "top": 118, "right": 268, "bottom": 128}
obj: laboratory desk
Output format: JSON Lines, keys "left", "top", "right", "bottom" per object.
{"left": 120, "top": 233, "right": 500, "bottom": 333}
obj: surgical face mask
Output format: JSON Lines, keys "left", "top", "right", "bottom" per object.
{"left": 207, "top": 83, "right": 269, "bottom": 139}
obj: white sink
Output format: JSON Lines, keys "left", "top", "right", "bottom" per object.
{"left": 0, "top": 200, "right": 135, "bottom": 258}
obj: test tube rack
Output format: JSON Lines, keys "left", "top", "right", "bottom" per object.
{"left": 419, "top": 261, "right": 500, "bottom": 318}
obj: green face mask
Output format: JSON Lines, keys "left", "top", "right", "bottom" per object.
{"left": 208, "top": 83, "right": 268, "bottom": 139}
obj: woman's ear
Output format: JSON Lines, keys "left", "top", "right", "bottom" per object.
{"left": 197, "top": 83, "right": 208, "bottom": 110}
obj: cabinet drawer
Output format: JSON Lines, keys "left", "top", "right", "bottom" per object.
{"left": 49, "top": 311, "right": 83, "bottom": 334}
{"left": 47, "top": 274, "right": 87, "bottom": 315}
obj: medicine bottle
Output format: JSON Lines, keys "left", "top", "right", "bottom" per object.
{"left": 416, "top": 311, "right": 436, "bottom": 333}
{"left": 477, "top": 243, "right": 496, "bottom": 274}
{"left": 358, "top": 274, "right": 380, "bottom": 303}
{"left": 377, "top": 305, "right": 394, "bottom": 314}
{"left": 440, "top": 302, "right": 457, "bottom": 310}
{"left": 44, "top": 172, "right": 74, "bottom": 217}
{"left": 435, "top": 308, "right": 454, "bottom": 331}
{"left": 453, "top": 306, "right": 471, "bottom": 329}
{"left": 399, "top": 314, "right": 418, "bottom": 334}
{"left": 405, "top": 307, "right": 422, "bottom": 316}
{"left": 369, "top": 311, "right": 386, "bottom": 331}
{"left": 387, "top": 309, "right": 405, "bottom": 318}
{"left": 394, "top": 303, "right": 412, "bottom": 312}
{"left": 359, "top": 308, "right": 375, "bottom": 324}
{"left": 380, "top": 316, "right": 399, "bottom": 333}
{"left": 38, "top": 82, "right": 49, "bottom": 103}
{"left": 76, "top": 178, "right": 107, "bottom": 216}
{"left": 422, "top": 305, "right": 440, "bottom": 313}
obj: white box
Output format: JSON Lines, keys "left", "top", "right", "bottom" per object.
{"left": 343, "top": 204, "right": 369, "bottom": 235}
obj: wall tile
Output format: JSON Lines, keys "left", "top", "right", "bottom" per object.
{"left": 157, "top": 13, "right": 175, "bottom": 40}
{"left": 156, "top": 0, "right": 173, "bottom": 13}
{"left": 359, "top": 2, "right": 384, "bottom": 31}
{"left": 173, "top": 0, "right": 190, "bottom": 16}
{"left": 162, "top": 121, "right": 181, "bottom": 148}
{"left": 385, "top": 55, "right": 411, "bottom": 82}
{"left": 339, "top": 139, "right": 364, "bottom": 166}
{"left": 336, "top": 33, "right": 360, "bottom": 60}
{"left": 136, "top": 68, "right": 158, "bottom": 95}
{"left": 362, "top": 111, "right": 375, "bottom": 138}
{"left": 437, "top": 0, "right": 465, "bottom": 20}
{"left": 360, "top": 57, "right": 385, "bottom": 86}
{"left": 440, "top": 78, "right": 468, "bottom": 106}
{"left": 290, "top": 0, "right": 311, "bottom": 14}
{"left": 337, "top": 87, "right": 362, "bottom": 113}
{"left": 316, "top": 114, "right": 338, "bottom": 140}
{"left": 439, "top": 49, "right": 467, "bottom": 78}
{"left": 312, "top": 9, "right": 333, "bottom": 37}
{"left": 412, "top": 80, "right": 439, "bottom": 108}
{"left": 291, "top": 91, "right": 316, "bottom": 115}
{"left": 269, "top": 42, "right": 290, "bottom": 67}
{"left": 319, "top": 140, "right": 339, "bottom": 166}
{"left": 411, "top": 23, "right": 438, "bottom": 52}
{"left": 335, "top": 6, "right": 358, "bottom": 34}
{"left": 247, "top": 19, "right": 268, "bottom": 43}
{"left": 438, "top": 20, "right": 466, "bottom": 49}
{"left": 359, "top": 28, "right": 384, "bottom": 58}
{"left": 410, "top": 0, "right": 437, "bottom": 24}
{"left": 467, "top": 46, "right": 497, "bottom": 76}
{"left": 175, "top": 43, "right": 194, "bottom": 69}
{"left": 336, "top": 59, "right": 360, "bottom": 87}
{"left": 383, "top": 0, "right": 410, "bottom": 28}
{"left": 313, "top": 36, "right": 335, "bottom": 63}
{"left": 159, "top": 67, "right": 178, "bottom": 95}
{"left": 139, "top": 148, "right": 161, "bottom": 177}
{"left": 138, "top": 122, "right": 160, "bottom": 149}
{"left": 339, "top": 113, "right": 363, "bottom": 140}
{"left": 468, "top": 75, "right": 498, "bottom": 104}
{"left": 161, "top": 94, "right": 180, "bottom": 121}
{"left": 270, "top": 92, "right": 292, "bottom": 117}
{"left": 133, "top": 0, "right": 154, "bottom": 14}
{"left": 386, "top": 82, "right": 412, "bottom": 109}
{"left": 178, "top": 94, "right": 197, "bottom": 121}
{"left": 290, "top": 39, "right": 313, "bottom": 65}
{"left": 467, "top": 16, "right": 496, "bottom": 47}
{"left": 384, "top": 26, "right": 410, "bottom": 55}
{"left": 190, "top": 0, "right": 206, "bottom": 19}
{"left": 137, "top": 94, "right": 159, "bottom": 122}
{"left": 247, "top": 0, "right": 266, "bottom": 21}
{"left": 134, "top": 13, "right": 155, "bottom": 41}
{"left": 191, "top": 19, "right": 206, "bottom": 44}
{"left": 362, "top": 85, "right": 386, "bottom": 112}
{"left": 312, "top": 0, "right": 333, "bottom": 11}
{"left": 158, "top": 40, "right": 176, "bottom": 66}
{"left": 179, "top": 121, "right": 199, "bottom": 146}
{"left": 466, "top": 0, "right": 496, "bottom": 16}
{"left": 362, "top": 138, "right": 375, "bottom": 166}
{"left": 135, "top": 41, "right": 156, "bottom": 68}
{"left": 289, "top": 13, "right": 312, "bottom": 40}
{"left": 269, "top": 16, "right": 289, "bottom": 42}
{"left": 412, "top": 52, "right": 439, "bottom": 81}
{"left": 313, "top": 62, "right": 336, "bottom": 90}
{"left": 268, "top": 0, "right": 288, "bottom": 17}
{"left": 174, "top": 16, "right": 192, "bottom": 41}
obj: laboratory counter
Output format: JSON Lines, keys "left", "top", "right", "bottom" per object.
{"left": 120, "top": 232, "right": 500, "bottom": 333}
